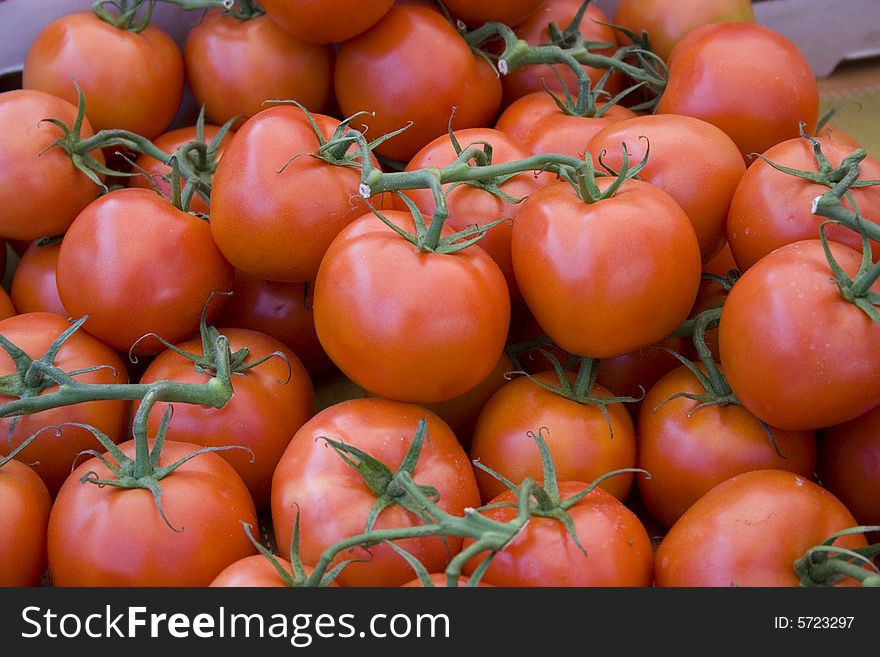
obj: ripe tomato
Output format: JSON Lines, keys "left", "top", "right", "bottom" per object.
{"left": 334, "top": 1, "right": 501, "bottom": 162}
{"left": 48, "top": 440, "right": 257, "bottom": 586}
{"left": 443, "top": 0, "right": 544, "bottom": 27}
{"left": 0, "top": 90, "right": 103, "bottom": 241}
{"left": 0, "top": 313, "right": 128, "bottom": 495}
{"left": 259, "top": 0, "right": 394, "bottom": 44}
{"left": 314, "top": 210, "right": 510, "bottom": 403}
{"left": 271, "top": 398, "right": 480, "bottom": 587}
{"left": 588, "top": 113, "right": 746, "bottom": 262}
{"left": 727, "top": 137, "right": 880, "bottom": 271}
{"left": 9, "top": 240, "right": 66, "bottom": 316}
{"left": 210, "top": 106, "right": 378, "bottom": 283}
{"left": 400, "top": 574, "right": 492, "bottom": 587}
{"left": 512, "top": 178, "right": 701, "bottom": 358}
{"left": 470, "top": 371, "right": 636, "bottom": 502}
{"left": 23, "top": 11, "right": 184, "bottom": 138}
{"left": 464, "top": 481, "right": 654, "bottom": 586}
{"left": 655, "top": 469, "right": 868, "bottom": 586}
{"left": 139, "top": 328, "right": 315, "bottom": 509}
{"left": 719, "top": 240, "right": 880, "bottom": 431}
{"left": 0, "top": 457, "right": 51, "bottom": 586}
{"left": 210, "top": 554, "right": 297, "bottom": 588}
{"left": 56, "top": 188, "right": 234, "bottom": 354}
{"left": 656, "top": 23, "right": 819, "bottom": 159}
{"left": 184, "top": 10, "right": 333, "bottom": 127}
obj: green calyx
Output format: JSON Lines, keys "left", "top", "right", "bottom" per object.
{"left": 91, "top": 0, "right": 234, "bottom": 32}
{"left": 794, "top": 526, "right": 880, "bottom": 587}
{"left": 560, "top": 140, "right": 649, "bottom": 204}
{"left": 226, "top": 0, "right": 264, "bottom": 21}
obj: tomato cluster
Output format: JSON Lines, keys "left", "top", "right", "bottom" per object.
{"left": 1, "top": 0, "right": 878, "bottom": 588}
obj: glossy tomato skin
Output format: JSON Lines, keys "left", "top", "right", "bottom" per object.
{"left": 48, "top": 440, "right": 257, "bottom": 586}
{"left": 271, "top": 398, "right": 480, "bottom": 587}
{"left": 464, "top": 481, "right": 654, "bottom": 586}
{"left": 656, "top": 22, "right": 819, "bottom": 159}
{"left": 0, "top": 313, "right": 128, "bottom": 496}
{"left": 819, "top": 407, "right": 880, "bottom": 526}
{"left": 9, "top": 240, "right": 66, "bottom": 316}
{"left": 470, "top": 372, "right": 636, "bottom": 502}
{"left": 210, "top": 106, "right": 378, "bottom": 283}
{"left": 334, "top": 2, "right": 502, "bottom": 162}
{"left": 512, "top": 178, "right": 701, "bottom": 358}
{"left": 314, "top": 210, "right": 510, "bottom": 403}
{"left": 637, "top": 364, "right": 816, "bottom": 528}
{"left": 23, "top": 12, "right": 183, "bottom": 138}
{"left": 719, "top": 240, "right": 880, "bottom": 431}
{"left": 139, "top": 328, "right": 315, "bottom": 509}
{"left": 727, "top": 137, "right": 880, "bottom": 271}
{"left": 0, "top": 458, "right": 52, "bottom": 586}
{"left": 57, "top": 188, "right": 234, "bottom": 354}
{"left": 588, "top": 113, "right": 746, "bottom": 262}
{"left": 655, "top": 470, "right": 867, "bottom": 587}
{"left": 259, "top": 0, "right": 394, "bottom": 44}
{"left": 0, "top": 90, "right": 104, "bottom": 241}
{"left": 184, "top": 10, "right": 333, "bottom": 127}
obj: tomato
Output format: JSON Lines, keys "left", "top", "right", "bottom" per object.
{"left": 214, "top": 272, "right": 333, "bottom": 376}
{"left": 637, "top": 364, "right": 816, "bottom": 528}
{"left": 443, "top": 0, "right": 544, "bottom": 27}
{"left": 400, "top": 128, "right": 555, "bottom": 299}
{"left": 210, "top": 106, "right": 378, "bottom": 283}
{"left": 139, "top": 328, "right": 315, "bottom": 509}
{"left": 271, "top": 398, "right": 480, "bottom": 587}
{"left": 496, "top": 91, "right": 636, "bottom": 159}
{"left": 48, "top": 440, "right": 257, "bottom": 586}
{"left": 184, "top": 10, "right": 333, "bottom": 127}
{"left": 314, "top": 210, "right": 510, "bottom": 403}
{"left": 259, "top": 0, "right": 394, "bottom": 44}
{"left": 0, "top": 90, "right": 103, "bottom": 241}
{"left": 56, "top": 188, "right": 234, "bottom": 354}
{"left": 727, "top": 137, "right": 880, "bottom": 271}
{"left": 334, "top": 1, "right": 501, "bottom": 162}
{"left": 512, "top": 178, "right": 701, "bottom": 358}
{"left": 655, "top": 469, "right": 868, "bottom": 586}
{"left": 400, "top": 574, "right": 492, "bottom": 587}
{"left": 0, "top": 289, "right": 14, "bottom": 322}
{"left": 23, "top": 11, "right": 184, "bottom": 138}
{"left": 502, "top": 0, "right": 619, "bottom": 108}
{"left": 719, "top": 240, "right": 880, "bottom": 431}
{"left": 9, "top": 240, "right": 66, "bottom": 316}
{"left": 128, "top": 124, "right": 231, "bottom": 215}
{"left": 463, "top": 481, "right": 653, "bottom": 586}
{"left": 470, "top": 371, "right": 636, "bottom": 502}
{"left": 613, "top": 0, "right": 755, "bottom": 61}
{"left": 819, "top": 406, "right": 880, "bottom": 526}
{"left": 0, "top": 313, "right": 128, "bottom": 495}
{"left": 588, "top": 114, "right": 746, "bottom": 263}
{"left": 0, "top": 456, "right": 51, "bottom": 586}
{"left": 210, "top": 554, "right": 297, "bottom": 588}
{"left": 656, "top": 23, "right": 819, "bottom": 159}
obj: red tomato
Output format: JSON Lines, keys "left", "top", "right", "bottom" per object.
{"left": 48, "top": 440, "right": 257, "bottom": 586}
{"left": 210, "top": 106, "right": 378, "bottom": 283}
{"left": 727, "top": 137, "right": 880, "bottom": 271}
{"left": 334, "top": 1, "right": 501, "bottom": 162}
{"left": 657, "top": 23, "right": 819, "bottom": 159}
{"left": 23, "top": 11, "right": 184, "bottom": 138}
{"left": 0, "top": 457, "right": 51, "bottom": 586}
{"left": 470, "top": 371, "right": 636, "bottom": 502}
{"left": 271, "top": 398, "right": 480, "bottom": 587}
{"left": 0, "top": 313, "right": 128, "bottom": 495}
{"left": 588, "top": 113, "right": 746, "bottom": 262}
{"left": 314, "top": 210, "right": 510, "bottom": 403}
{"left": 400, "top": 574, "right": 492, "bottom": 587}
{"left": 139, "top": 328, "right": 315, "bottom": 509}
{"left": 444, "top": 0, "right": 544, "bottom": 27}
{"left": 655, "top": 470, "right": 868, "bottom": 586}
{"left": 0, "top": 90, "right": 103, "bottom": 241}
{"left": 464, "top": 481, "right": 654, "bottom": 586}
{"left": 10, "top": 240, "right": 66, "bottom": 316}
{"left": 259, "top": 0, "right": 394, "bottom": 44}
{"left": 56, "top": 188, "right": 234, "bottom": 354}
{"left": 512, "top": 178, "right": 701, "bottom": 358}
{"left": 210, "top": 554, "right": 297, "bottom": 587}
{"left": 184, "top": 10, "right": 333, "bottom": 127}
{"left": 719, "top": 240, "right": 880, "bottom": 431}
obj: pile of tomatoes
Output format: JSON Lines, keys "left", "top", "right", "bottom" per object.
{"left": 1, "top": 0, "right": 879, "bottom": 588}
